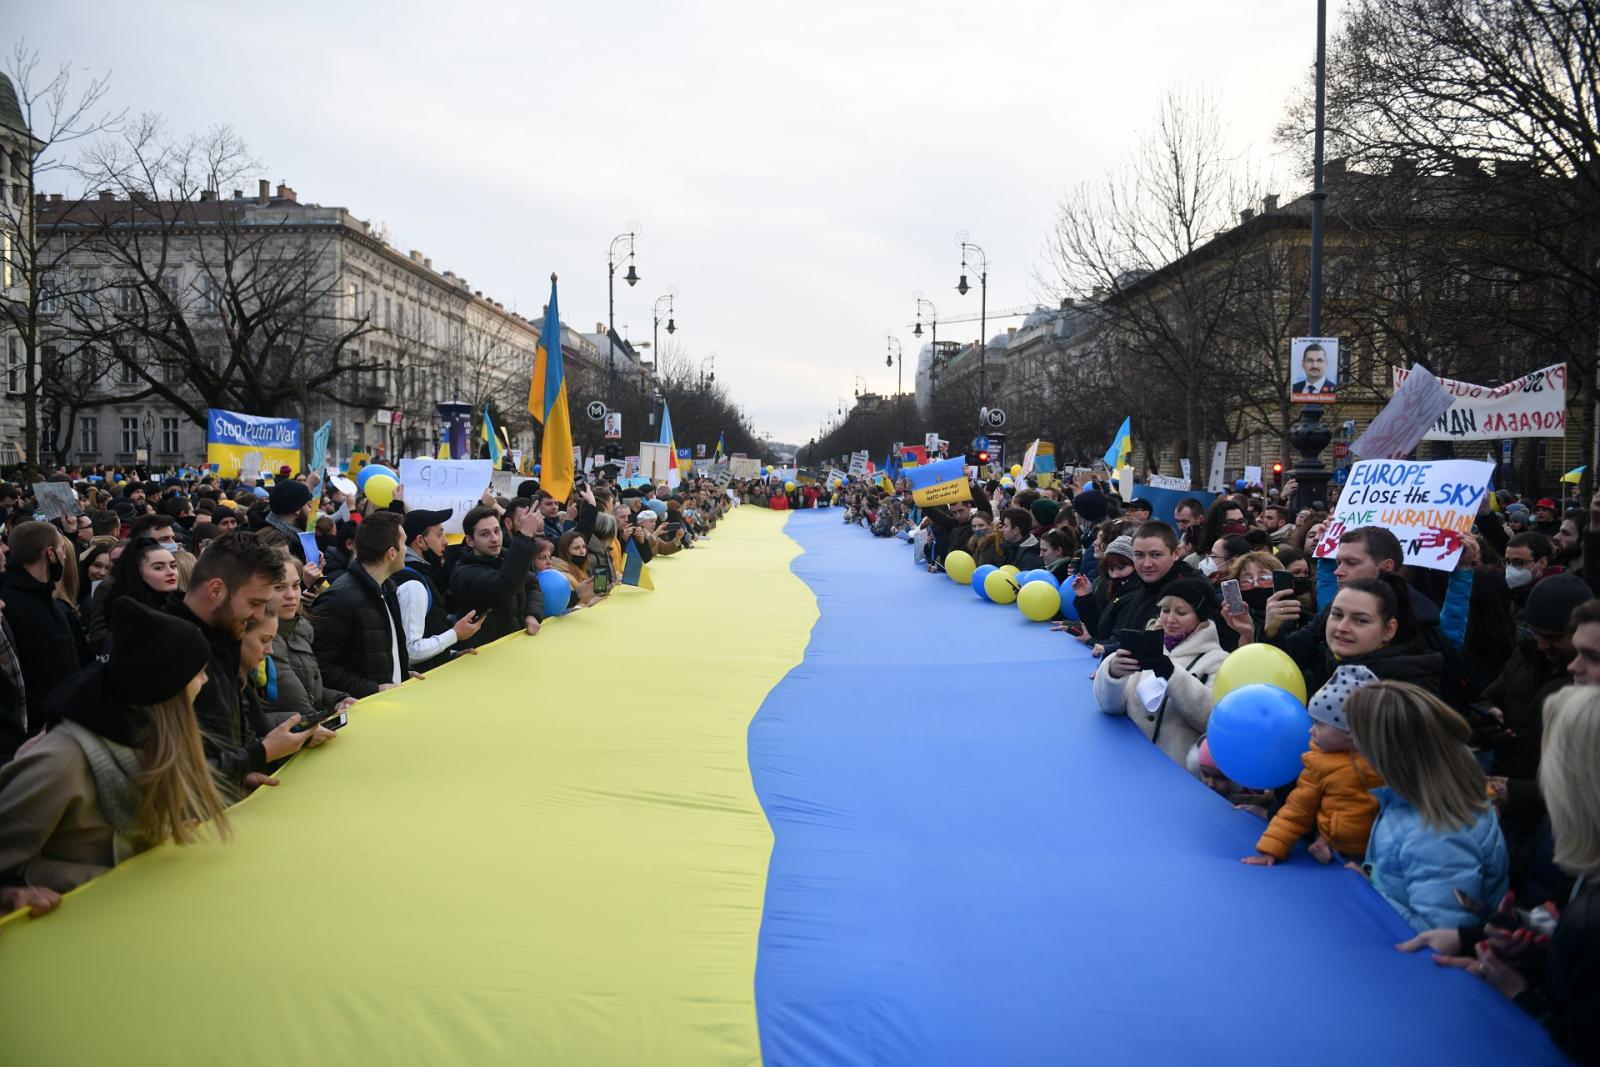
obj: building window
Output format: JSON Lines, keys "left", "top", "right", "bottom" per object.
{"left": 161, "top": 417, "right": 180, "bottom": 453}
{"left": 79, "top": 416, "right": 98, "bottom": 454}
{"left": 120, "top": 417, "right": 140, "bottom": 453}
{"left": 384, "top": 297, "right": 391, "bottom": 330}
{"left": 6, "top": 335, "right": 21, "bottom": 395}
{"left": 119, "top": 358, "right": 137, "bottom": 385}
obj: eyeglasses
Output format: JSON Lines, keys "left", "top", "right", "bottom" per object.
{"left": 1208, "top": 553, "right": 1230, "bottom": 563}
{"left": 1237, "top": 573, "right": 1275, "bottom": 588}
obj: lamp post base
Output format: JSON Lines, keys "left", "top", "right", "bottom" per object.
{"left": 1289, "top": 404, "right": 1334, "bottom": 513}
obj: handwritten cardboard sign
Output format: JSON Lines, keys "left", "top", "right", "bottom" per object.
{"left": 32, "top": 482, "right": 82, "bottom": 522}
{"left": 1354, "top": 364, "right": 1456, "bottom": 459}
{"left": 1312, "top": 458, "right": 1492, "bottom": 571}
{"left": 397, "top": 458, "right": 493, "bottom": 536}
{"left": 1397, "top": 362, "right": 1568, "bottom": 441}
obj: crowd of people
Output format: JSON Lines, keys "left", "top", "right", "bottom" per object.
{"left": 0, "top": 465, "right": 735, "bottom": 915}
{"left": 836, "top": 471, "right": 1597, "bottom": 1063}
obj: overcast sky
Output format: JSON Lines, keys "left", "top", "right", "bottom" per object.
{"left": 13, "top": 0, "right": 1345, "bottom": 445}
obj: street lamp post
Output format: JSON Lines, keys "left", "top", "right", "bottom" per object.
{"left": 885, "top": 335, "right": 903, "bottom": 396}
{"left": 914, "top": 294, "right": 938, "bottom": 411}
{"left": 957, "top": 232, "right": 988, "bottom": 419}
{"left": 607, "top": 223, "right": 640, "bottom": 410}
{"left": 699, "top": 355, "right": 716, "bottom": 385}
{"left": 1289, "top": 0, "right": 1332, "bottom": 515}
{"left": 652, "top": 289, "right": 676, "bottom": 370}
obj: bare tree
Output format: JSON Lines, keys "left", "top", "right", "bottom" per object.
{"left": 0, "top": 43, "right": 120, "bottom": 470}
{"left": 48, "top": 117, "right": 378, "bottom": 434}
{"left": 1044, "top": 91, "right": 1261, "bottom": 474}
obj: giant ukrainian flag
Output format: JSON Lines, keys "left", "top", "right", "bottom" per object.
{"left": 528, "top": 274, "right": 575, "bottom": 502}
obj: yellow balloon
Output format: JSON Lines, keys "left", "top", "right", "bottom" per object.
{"left": 1017, "top": 580, "right": 1061, "bottom": 621}
{"left": 1213, "top": 643, "right": 1308, "bottom": 705}
{"left": 785, "top": 481, "right": 796, "bottom": 492}
{"left": 1010, "top": 464, "right": 1023, "bottom": 477}
{"left": 983, "top": 569, "right": 1018, "bottom": 604}
{"left": 999, "top": 565, "right": 1021, "bottom": 577}
{"left": 945, "top": 550, "right": 976, "bottom": 584}
{"left": 364, "top": 473, "right": 398, "bottom": 507}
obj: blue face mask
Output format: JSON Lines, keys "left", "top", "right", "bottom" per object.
{"left": 159, "top": 540, "right": 179, "bottom": 553}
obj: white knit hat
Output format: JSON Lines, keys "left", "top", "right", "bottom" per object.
{"left": 1307, "top": 664, "right": 1378, "bottom": 731}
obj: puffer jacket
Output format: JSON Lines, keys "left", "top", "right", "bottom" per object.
{"left": 309, "top": 563, "right": 408, "bottom": 698}
{"left": 1256, "top": 745, "right": 1385, "bottom": 860}
{"left": 1363, "top": 786, "right": 1509, "bottom": 932}
{"left": 1093, "top": 620, "right": 1229, "bottom": 769}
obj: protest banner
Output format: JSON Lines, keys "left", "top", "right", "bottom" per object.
{"left": 826, "top": 468, "right": 848, "bottom": 487}
{"left": 206, "top": 408, "right": 301, "bottom": 479}
{"left": 1394, "top": 363, "right": 1568, "bottom": 441}
{"left": 728, "top": 457, "right": 761, "bottom": 480}
{"left": 1243, "top": 465, "right": 1263, "bottom": 488}
{"left": 398, "top": 458, "right": 493, "bottom": 535}
{"left": 1312, "top": 458, "right": 1492, "bottom": 571}
{"left": 1147, "top": 474, "right": 1189, "bottom": 492}
{"left": 904, "top": 457, "right": 972, "bottom": 508}
{"left": 848, "top": 451, "right": 869, "bottom": 478}
{"left": 32, "top": 482, "right": 82, "bottom": 522}
{"left": 1178, "top": 458, "right": 1192, "bottom": 486}
{"left": 239, "top": 452, "right": 264, "bottom": 485}
{"left": 1354, "top": 364, "right": 1455, "bottom": 459}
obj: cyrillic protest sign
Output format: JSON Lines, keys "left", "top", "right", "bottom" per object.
{"left": 1396, "top": 363, "right": 1568, "bottom": 441}
{"left": 728, "top": 457, "right": 760, "bottom": 480}
{"left": 398, "top": 458, "right": 493, "bottom": 535}
{"left": 848, "top": 451, "right": 870, "bottom": 477}
{"left": 32, "top": 482, "right": 82, "bottom": 522}
{"left": 1355, "top": 364, "right": 1455, "bottom": 459}
{"left": 1313, "top": 458, "right": 1492, "bottom": 571}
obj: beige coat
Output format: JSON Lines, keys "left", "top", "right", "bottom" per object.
{"left": 0, "top": 729, "right": 124, "bottom": 892}
{"left": 1093, "top": 621, "right": 1229, "bottom": 769}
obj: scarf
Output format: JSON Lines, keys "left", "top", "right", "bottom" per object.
{"left": 1162, "top": 629, "right": 1194, "bottom": 652}
{"left": 57, "top": 719, "right": 144, "bottom": 864}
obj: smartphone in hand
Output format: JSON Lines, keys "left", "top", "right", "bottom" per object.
{"left": 1221, "top": 579, "right": 1246, "bottom": 615}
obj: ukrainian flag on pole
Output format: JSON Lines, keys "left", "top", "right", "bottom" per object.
{"left": 1103, "top": 418, "right": 1132, "bottom": 470}
{"left": 715, "top": 432, "right": 726, "bottom": 462}
{"left": 528, "top": 274, "right": 575, "bottom": 502}
{"left": 481, "top": 405, "right": 504, "bottom": 468}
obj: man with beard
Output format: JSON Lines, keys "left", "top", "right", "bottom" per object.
{"left": 394, "top": 508, "right": 483, "bottom": 672}
{"left": 169, "top": 530, "right": 319, "bottom": 798}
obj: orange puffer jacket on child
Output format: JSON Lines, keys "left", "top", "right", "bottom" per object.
{"left": 1256, "top": 745, "right": 1385, "bottom": 861}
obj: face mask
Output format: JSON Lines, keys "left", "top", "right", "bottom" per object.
{"left": 1199, "top": 557, "right": 1218, "bottom": 576}
{"left": 1221, "top": 522, "right": 1248, "bottom": 536}
{"left": 47, "top": 557, "right": 64, "bottom": 585}
{"left": 1293, "top": 575, "right": 1314, "bottom": 596}
{"left": 177, "top": 514, "right": 197, "bottom": 530}
{"left": 1505, "top": 564, "right": 1534, "bottom": 590}
{"left": 1243, "top": 587, "right": 1275, "bottom": 611}
{"left": 159, "top": 540, "right": 179, "bottom": 553}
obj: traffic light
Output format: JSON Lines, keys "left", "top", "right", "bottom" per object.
{"left": 1272, "top": 461, "right": 1285, "bottom": 487}
{"left": 975, "top": 449, "right": 992, "bottom": 467}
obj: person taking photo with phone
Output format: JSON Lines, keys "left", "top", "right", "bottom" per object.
{"left": 1093, "top": 577, "right": 1229, "bottom": 772}
{"left": 451, "top": 503, "right": 542, "bottom": 647}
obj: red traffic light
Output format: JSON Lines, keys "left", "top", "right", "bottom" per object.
{"left": 976, "top": 450, "right": 991, "bottom": 464}
{"left": 1271, "top": 462, "right": 1284, "bottom": 474}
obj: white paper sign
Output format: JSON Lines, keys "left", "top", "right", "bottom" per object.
{"left": 1207, "top": 442, "right": 1228, "bottom": 493}
{"left": 1147, "top": 474, "right": 1190, "bottom": 491}
{"left": 848, "top": 451, "right": 870, "bottom": 477}
{"left": 1396, "top": 363, "right": 1569, "bottom": 442}
{"left": 1312, "top": 458, "right": 1492, "bottom": 571}
{"left": 398, "top": 458, "right": 493, "bottom": 535}
{"left": 1179, "top": 458, "right": 1192, "bottom": 486}
{"left": 728, "top": 457, "right": 761, "bottom": 480}
{"left": 639, "top": 443, "right": 672, "bottom": 480}
{"left": 1243, "top": 465, "right": 1263, "bottom": 488}
{"left": 32, "top": 482, "right": 82, "bottom": 522}
{"left": 490, "top": 471, "right": 525, "bottom": 499}
{"left": 240, "top": 451, "right": 263, "bottom": 484}
{"left": 924, "top": 433, "right": 939, "bottom": 454}
{"left": 1355, "top": 364, "right": 1456, "bottom": 459}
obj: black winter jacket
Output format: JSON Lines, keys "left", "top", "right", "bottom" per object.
{"left": 0, "top": 562, "right": 87, "bottom": 739}
{"left": 167, "top": 595, "right": 266, "bottom": 798}
{"left": 309, "top": 564, "right": 408, "bottom": 697}
{"left": 449, "top": 534, "right": 538, "bottom": 649}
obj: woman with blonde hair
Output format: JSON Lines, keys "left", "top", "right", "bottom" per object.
{"left": 0, "top": 599, "right": 229, "bottom": 901}
{"left": 1346, "top": 681, "right": 1508, "bottom": 932}
{"left": 1398, "top": 686, "right": 1600, "bottom": 1064}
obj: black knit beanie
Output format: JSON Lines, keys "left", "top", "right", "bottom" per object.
{"left": 1160, "top": 576, "right": 1218, "bottom": 622}
{"left": 107, "top": 598, "right": 212, "bottom": 706}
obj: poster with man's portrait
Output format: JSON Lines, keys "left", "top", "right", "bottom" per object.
{"left": 1291, "top": 337, "right": 1339, "bottom": 404}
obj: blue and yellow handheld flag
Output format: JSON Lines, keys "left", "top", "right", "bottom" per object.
{"left": 528, "top": 274, "right": 575, "bottom": 502}
{"left": 1103, "top": 418, "right": 1132, "bottom": 470}
{"left": 1563, "top": 465, "right": 1587, "bottom": 485}
{"left": 481, "top": 406, "right": 504, "bottom": 468}
{"left": 1034, "top": 441, "right": 1056, "bottom": 474}
{"left": 715, "top": 432, "right": 726, "bottom": 462}
{"left": 903, "top": 456, "right": 972, "bottom": 508}
{"left": 622, "top": 536, "right": 654, "bottom": 590}
{"left": 436, "top": 439, "right": 451, "bottom": 460}
{"left": 875, "top": 469, "right": 895, "bottom": 495}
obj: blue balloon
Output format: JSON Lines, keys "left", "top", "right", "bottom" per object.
{"left": 251, "top": 486, "right": 269, "bottom": 499}
{"left": 537, "top": 568, "right": 572, "bottom": 618}
{"left": 971, "top": 564, "right": 998, "bottom": 601}
{"left": 1018, "top": 570, "right": 1055, "bottom": 587}
{"left": 1206, "top": 683, "right": 1312, "bottom": 789}
{"left": 1058, "top": 586, "right": 1081, "bottom": 622}
{"left": 1234, "top": 478, "right": 1248, "bottom": 490}
{"left": 356, "top": 464, "right": 397, "bottom": 491}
